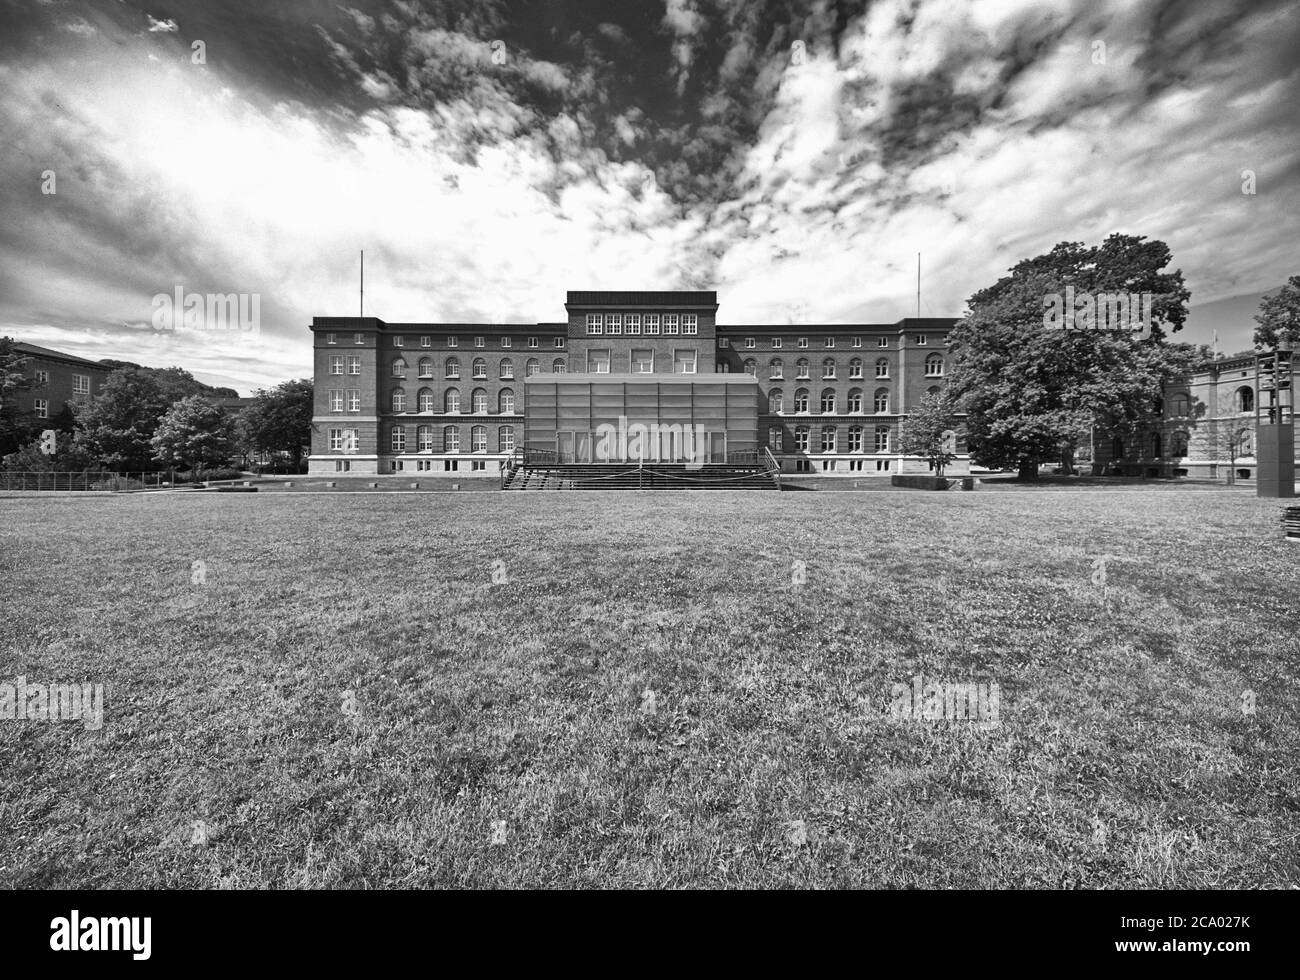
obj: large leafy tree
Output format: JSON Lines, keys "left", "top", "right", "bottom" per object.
{"left": 71, "top": 368, "right": 174, "bottom": 470}
{"left": 96, "top": 360, "right": 239, "bottom": 401}
{"left": 898, "top": 390, "right": 961, "bottom": 477}
{"left": 150, "top": 396, "right": 235, "bottom": 473}
{"left": 947, "top": 234, "right": 1194, "bottom": 479}
{"left": 238, "top": 379, "right": 313, "bottom": 469}
{"left": 1253, "top": 275, "right": 1300, "bottom": 349}
{"left": 0, "top": 337, "right": 37, "bottom": 457}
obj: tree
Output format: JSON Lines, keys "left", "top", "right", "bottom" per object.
{"left": 2, "top": 431, "right": 96, "bottom": 472}
{"left": 238, "top": 379, "right": 313, "bottom": 470}
{"left": 0, "top": 337, "right": 37, "bottom": 457}
{"left": 1253, "top": 275, "right": 1300, "bottom": 349}
{"left": 898, "top": 390, "right": 961, "bottom": 477}
{"left": 71, "top": 368, "right": 174, "bottom": 471}
{"left": 947, "top": 234, "right": 1192, "bottom": 480}
{"left": 150, "top": 396, "right": 235, "bottom": 474}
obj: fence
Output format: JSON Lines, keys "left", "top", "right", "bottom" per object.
{"left": 0, "top": 471, "right": 178, "bottom": 492}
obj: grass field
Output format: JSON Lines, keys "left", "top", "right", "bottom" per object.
{"left": 1, "top": 489, "right": 1297, "bottom": 888}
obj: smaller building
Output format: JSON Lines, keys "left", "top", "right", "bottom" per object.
{"left": 9, "top": 342, "right": 111, "bottom": 422}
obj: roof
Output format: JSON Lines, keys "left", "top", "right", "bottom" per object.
{"left": 566, "top": 291, "right": 718, "bottom": 308}
{"left": 11, "top": 342, "right": 113, "bottom": 370}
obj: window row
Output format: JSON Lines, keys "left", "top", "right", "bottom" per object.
{"left": 392, "top": 425, "right": 515, "bottom": 454}
{"left": 386, "top": 387, "right": 516, "bottom": 414}
{"left": 326, "top": 333, "right": 564, "bottom": 350}
{"left": 770, "top": 425, "right": 894, "bottom": 453}
{"left": 1112, "top": 431, "right": 1192, "bottom": 459}
{"left": 585, "top": 313, "right": 699, "bottom": 335}
{"left": 720, "top": 356, "right": 944, "bottom": 379}
{"left": 726, "top": 335, "right": 936, "bottom": 350}
{"left": 583, "top": 349, "right": 698, "bottom": 373}
{"left": 767, "top": 388, "right": 901, "bottom": 414}
{"left": 390, "top": 356, "right": 568, "bottom": 379}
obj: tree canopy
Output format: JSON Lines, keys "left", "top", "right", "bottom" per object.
{"left": 1253, "top": 275, "right": 1300, "bottom": 349}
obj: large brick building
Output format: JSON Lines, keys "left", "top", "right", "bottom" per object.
{"left": 307, "top": 291, "right": 966, "bottom": 478}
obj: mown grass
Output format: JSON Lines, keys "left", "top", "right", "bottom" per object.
{"left": 1, "top": 490, "right": 1297, "bottom": 888}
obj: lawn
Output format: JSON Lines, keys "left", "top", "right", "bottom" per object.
{"left": 1, "top": 489, "right": 1297, "bottom": 888}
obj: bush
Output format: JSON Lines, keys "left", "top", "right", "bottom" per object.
{"left": 175, "top": 467, "right": 244, "bottom": 483}
{"left": 890, "top": 474, "right": 952, "bottom": 490}
{"left": 90, "top": 476, "right": 145, "bottom": 491}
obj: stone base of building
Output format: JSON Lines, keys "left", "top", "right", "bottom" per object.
{"left": 778, "top": 454, "right": 971, "bottom": 476}
{"left": 308, "top": 455, "right": 507, "bottom": 476}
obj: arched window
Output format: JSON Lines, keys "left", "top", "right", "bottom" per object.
{"left": 471, "top": 425, "right": 487, "bottom": 453}
{"left": 417, "top": 424, "right": 433, "bottom": 451}
{"left": 820, "top": 388, "right": 836, "bottom": 414}
{"left": 526, "top": 358, "right": 540, "bottom": 376}
{"left": 391, "top": 357, "right": 407, "bottom": 377}
{"left": 848, "top": 425, "right": 864, "bottom": 452}
{"left": 390, "top": 426, "right": 405, "bottom": 452}
{"left": 472, "top": 388, "right": 488, "bottom": 413}
{"left": 769, "top": 389, "right": 783, "bottom": 414}
{"left": 796, "top": 358, "right": 810, "bottom": 379}
{"left": 769, "top": 358, "right": 784, "bottom": 379}
{"left": 794, "top": 388, "right": 810, "bottom": 413}
{"left": 794, "top": 425, "right": 810, "bottom": 451}
{"left": 500, "top": 358, "right": 514, "bottom": 379}
{"left": 716, "top": 361, "right": 729, "bottom": 373}
{"left": 443, "top": 425, "right": 460, "bottom": 453}
{"left": 499, "top": 426, "right": 515, "bottom": 453}
{"left": 927, "top": 385, "right": 942, "bottom": 397}
{"left": 847, "top": 388, "right": 863, "bottom": 413}
{"left": 1170, "top": 431, "right": 1189, "bottom": 456}
{"left": 1151, "top": 433, "right": 1162, "bottom": 458}
{"left": 924, "top": 353, "right": 943, "bottom": 377}
{"left": 874, "top": 388, "right": 890, "bottom": 413}
{"left": 418, "top": 357, "right": 433, "bottom": 378}
{"left": 444, "top": 388, "right": 460, "bottom": 413}
{"left": 391, "top": 388, "right": 406, "bottom": 413}
{"left": 820, "top": 425, "right": 837, "bottom": 452}
{"left": 1171, "top": 393, "right": 1190, "bottom": 416}
{"left": 744, "top": 358, "right": 757, "bottom": 376}
{"left": 849, "top": 357, "right": 863, "bottom": 379}
{"left": 875, "top": 358, "right": 890, "bottom": 378}
{"left": 1237, "top": 386, "right": 1254, "bottom": 412}
{"left": 499, "top": 388, "right": 515, "bottom": 414}
{"left": 552, "top": 358, "right": 566, "bottom": 374}
{"left": 445, "top": 356, "right": 460, "bottom": 379}
{"left": 418, "top": 387, "right": 434, "bottom": 412}
{"left": 822, "top": 357, "right": 836, "bottom": 379}
{"left": 472, "top": 358, "right": 487, "bottom": 379}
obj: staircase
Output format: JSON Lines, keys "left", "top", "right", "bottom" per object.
{"left": 502, "top": 450, "right": 782, "bottom": 491}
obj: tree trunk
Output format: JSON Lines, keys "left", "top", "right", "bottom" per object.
{"left": 1017, "top": 458, "right": 1039, "bottom": 481}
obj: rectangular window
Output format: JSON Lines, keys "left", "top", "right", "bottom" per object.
{"left": 472, "top": 460, "right": 486, "bottom": 471}
{"left": 501, "top": 337, "right": 511, "bottom": 348}
{"left": 554, "top": 337, "right": 565, "bottom": 348}
{"left": 645, "top": 314, "right": 660, "bottom": 335}
{"left": 329, "top": 356, "right": 344, "bottom": 375}
{"left": 588, "top": 349, "right": 611, "bottom": 374}
{"left": 354, "top": 333, "right": 364, "bottom": 345}
{"left": 329, "top": 390, "right": 344, "bottom": 412}
{"left": 665, "top": 314, "right": 680, "bottom": 335}
{"left": 326, "top": 333, "right": 336, "bottom": 345}
{"left": 673, "top": 349, "right": 697, "bottom": 374}
{"left": 347, "top": 356, "right": 361, "bottom": 375}
{"left": 329, "top": 428, "right": 358, "bottom": 452}
{"left": 347, "top": 389, "right": 360, "bottom": 412}
{"left": 745, "top": 338, "right": 756, "bottom": 349}
{"left": 445, "top": 429, "right": 460, "bottom": 453}
{"left": 34, "top": 370, "right": 49, "bottom": 384}
{"left": 718, "top": 338, "right": 730, "bottom": 348}
{"left": 878, "top": 337, "right": 889, "bottom": 348}
{"left": 794, "top": 427, "right": 810, "bottom": 452}
{"left": 34, "top": 399, "right": 48, "bottom": 419}
{"left": 475, "top": 336, "right": 485, "bottom": 348}
{"left": 798, "top": 337, "right": 808, "bottom": 348}
{"left": 444, "top": 459, "right": 458, "bottom": 471}
{"left": 625, "top": 314, "right": 641, "bottom": 334}
{"left": 448, "top": 336, "right": 458, "bottom": 348}
{"left": 769, "top": 427, "right": 782, "bottom": 451}
{"left": 825, "top": 338, "right": 835, "bottom": 348}
{"left": 874, "top": 427, "right": 891, "bottom": 453}
{"left": 772, "top": 338, "right": 783, "bottom": 349}
{"left": 607, "top": 314, "right": 622, "bottom": 335}
{"left": 528, "top": 336, "right": 538, "bottom": 348}
{"left": 682, "top": 314, "right": 698, "bottom": 334}
{"left": 500, "top": 427, "right": 515, "bottom": 453}
{"left": 848, "top": 428, "right": 863, "bottom": 452}
{"left": 632, "top": 349, "right": 653, "bottom": 373}
{"left": 586, "top": 314, "right": 603, "bottom": 334}
{"left": 394, "top": 336, "right": 404, "bottom": 347}
{"left": 852, "top": 337, "right": 862, "bottom": 348}
{"left": 821, "top": 428, "right": 837, "bottom": 452}
{"left": 421, "top": 336, "right": 431, "bottom": 347}
{"left": 392, "top": 428, "right": 406, "bottom": 452}
{"left": 472, "top": 429, "right": 488, "bottom": 452}
{"left": 336, "top": 460, "right": 350, "bottom": 472}
{"left": 916, "top": 335, "right": 927, "bottom": 345}
{"left": 876, "top": 459, "right": 891, "bottom": 471}
{"left": 73, "top": 375, "right": 90, "bottom": 395}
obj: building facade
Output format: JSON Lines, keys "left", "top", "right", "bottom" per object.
{"left": 9, "top": 342, "right": 111, "bottom": 422}
{"left": 307, "top": 291, "right": 967, "bottom": 478}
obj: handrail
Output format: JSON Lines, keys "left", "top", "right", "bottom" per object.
{"left": 761, "top": 447, "right": 783, "bottom": 490}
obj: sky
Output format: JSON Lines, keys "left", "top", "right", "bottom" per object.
{"left": 1, "top": 0, "right": 1297, "bottom": 394}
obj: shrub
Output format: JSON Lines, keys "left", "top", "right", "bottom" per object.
{"left": 890, "top": 474, "right": 952, "bottom": 491}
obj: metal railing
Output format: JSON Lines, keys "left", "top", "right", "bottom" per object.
{"left": 0, "top": 470, "right": 179, "bottom": 492}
